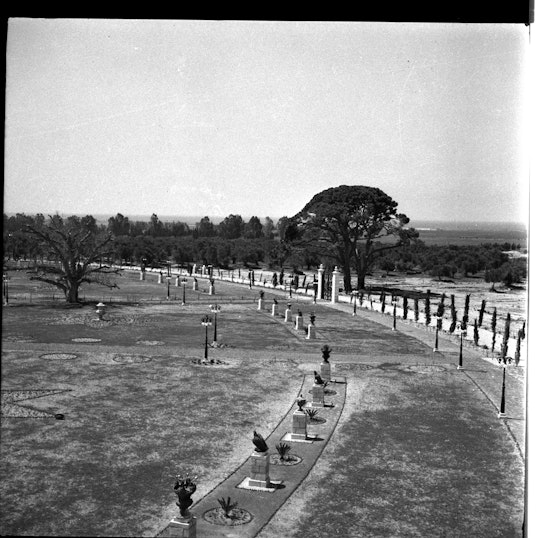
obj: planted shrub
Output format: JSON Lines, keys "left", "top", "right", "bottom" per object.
{"left": 491, "top": 308, "right": 497, "bottom": 352}
{"left": 305, "top": 408, "right": 319, "bottom": 422}
{"left": 218, "top": 496, "right": 238, "bottom": 518}
{"left": 425, "top": 290, "right": 431, "bottom": 326}
{"left": 275, "top": 442, "right": 292, "bottom": 462}
{"left": 478, "top": 299, "right": 486, "bottom": 327}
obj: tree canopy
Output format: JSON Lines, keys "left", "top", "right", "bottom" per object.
{"left": 286, "top": 185, "right": 419, "bottom": 291}
{"left": 24, "top": 214, "right": 120, "bottom": 303}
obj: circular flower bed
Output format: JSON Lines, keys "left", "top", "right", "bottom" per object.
{"left": 40, "top": 353, "right": 78, "bottom": 360}
{"left": 406, "top": 364, "right": 447, "bottom": 374}
{"left": 270, "top": 453, "right": 302, "bottom": 466}
{"left": 111, "top": 354, "right": 151, "bottom": 364}
{"left": 72, "top": 337, "right": 101, "bottom": 343}
{"left": 190, "top": 359, "right": 229, "bottom": 366}
{"left": 203, "top": 507, "right": 253, "bottom": 526}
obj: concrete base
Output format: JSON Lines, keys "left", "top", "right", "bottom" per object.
{"left": 498, "top": 412, "right": 506, "bottom": 418}
{"left": 167, "top": 515, "right": 196, "bottom": 537}
{"left": 281, "top": 432, "right": 313, "bottom": 443}
{"left": 140, "top": 272, "right": 145, "bottom": 280}
{"left": 456, "top": 365, "right": 464, "bottom": 370}
{"left": 237, "top": 477, "right": 283, "bottom": 492}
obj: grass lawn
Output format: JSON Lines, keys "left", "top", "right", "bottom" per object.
{"left": 1, "top": 269, "right": 525, "bottom": 537}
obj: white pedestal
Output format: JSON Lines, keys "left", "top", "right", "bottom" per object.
{"left": 248, "top": 450, "right": 271, "bottom": 488}
{"left": 168, "top": 515, "right": 197, "bottom": 537}
{"left": 320, "top": 361, "right": 331, "bottom": 381}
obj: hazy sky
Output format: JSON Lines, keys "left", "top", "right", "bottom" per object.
{"left": 4, "top": 19, "right": 530, "bottom": 223}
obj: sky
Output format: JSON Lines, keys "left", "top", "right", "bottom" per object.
{"left": 4, "top": 18, "right": 532, "bottom": 224}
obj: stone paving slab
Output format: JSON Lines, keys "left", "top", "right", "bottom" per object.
{"left": 157, "top": 374, "right": 347, "bottom": 538}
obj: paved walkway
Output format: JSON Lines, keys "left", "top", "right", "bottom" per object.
{"left": 158, "top": 374, "right": 347, "bottom": 537}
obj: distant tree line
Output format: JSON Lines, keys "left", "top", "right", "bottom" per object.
{"left": 3, "top": 211, "right": 526, "bottom": 288}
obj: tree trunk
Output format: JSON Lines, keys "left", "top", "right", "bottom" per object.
{"left": 342, "top": 264, "right": 352, "bottom": 293}
{"left": 66, "top": 281, "right": 80, "bottom": 303}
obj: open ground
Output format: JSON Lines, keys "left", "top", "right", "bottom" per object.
{"left": 1, "top": 269, "right": 525, "bottom": 537}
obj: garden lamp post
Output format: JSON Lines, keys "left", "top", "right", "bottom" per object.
{"left": 352, "top": 290, "right": 359, "bottom": 316}
{"left": 201, "top": 315, "right": 212, "bottom": 359}
{"left": 3, "top": 275, "right": 8, "bottom": 305}
{"left": 181, "top": 278, "right": 187, "bottom": 305}
{"left": 210, "top": 304, "right": 221, "bottom": 346}
{"left": 392, "top": 298, "right": 397, "bottom": 331}
{"left": 457, "top": 328, "right": 466, "bottom": 370}
{"left": 434, "top": 315, "right": 442, "bottom": 352}
{"left": 166, "top": 277, "right": 171, "bottom": 299}
{"left": 498, "top": 363, "right": 506, "bottom": 418}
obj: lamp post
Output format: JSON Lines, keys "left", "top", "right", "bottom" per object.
{"left": 181, "top": 278, "right": 187, "bottom": 305}
{"left": 210, "top": 304, "right": 221, "bottom": 346}
{"left": 166, "top": 277, "right": 171, "bottom": 300}
{"left": 457, "top": 328, "right": 466, "bottom": 370}
{"left": 3, "top": 274, "right": 8, "bottom": 305}
{"left": 201, "top": 315, "right": 212, "bottom": 359}
{"left": 392, "top": 298, "right": 397, "bottom": 331}
{"left": 352, "top": 290, "right": 358, "bottom": 316}
{"left": 434, "top": 315, "right": 442, "bottom": 352}
{"left": 498, "top": 363, "right": 506, "bottom": 418}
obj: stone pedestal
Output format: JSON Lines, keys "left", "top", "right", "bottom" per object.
{"left": 140, "top": 271, "right": 145, "bottom": 281}
{"left": 284, "top": 308, "right": 292, "bottom": 322}
{"left": 158, "top": 273, "right": 163, "bottom": 284}
{"left": 258, "top": 298, "right": 265, "bottom": 310}
{"left": 320, "top": 361, "right": 331, "bottom": 381}
{"left": 291, "top": 410, "right": 307, "bottom": 440}
{"left": 209, "top": 284, "right": 215, "bottom": 295}
{"left": 192, "top": 281, "right": 198, "bottom": 291}
{"left": 271, "top": 304, "right": 278, "bottom": 316}
{"left": 311, "top": 383, "right": 325, "bottom": 407}
{"left": 306, "top": 324, "right": 316, "bottom": 339}
{"left": 248, "top": 450, "right": 271, "bottom": 488}
{"left": 175, "top": 276, "right": 180, "bottom": 287}
{"left": 168, "top": 515, "right": 197, "bottom": 537}
{"left": 331, "top": 266, "right": 339, "bottom": 303}
{"left": 295, "top": 315, "right": 304, "bottom": 331}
